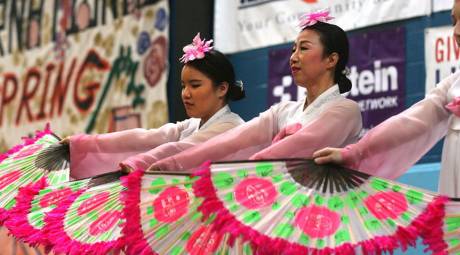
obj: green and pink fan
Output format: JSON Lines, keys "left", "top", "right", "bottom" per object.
{"left": 122, "top": 170, "right": 254, "bottom": 255}
{"left": 44, "top": 178, "right": 126, "bottom": 255}
{"left": 193, "top": 159, "right": 447, "bottom": 255}
{"left": 4, "top": 171, "right": 123, "bottom": 249}
{"left": 432, "top": 198, "right": 460, "bottom": 254}
{"left": 0, "top": 125, "right": 69, "bottom": 225}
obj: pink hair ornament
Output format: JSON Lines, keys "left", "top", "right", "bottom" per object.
{"left": 298, "top": 9, "right": 334, "bottom": 29}
{"left": 179, "top": 32, "right": 213, "bottom": 63}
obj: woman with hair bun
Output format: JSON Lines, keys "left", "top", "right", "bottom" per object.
{"left": 150, "top": 10, "right": 363, "bottom": 171}
{"left": 66, "top": 33, "right": 246, "bottom": 179}
{"left": 314, "top": 0, "right": 460, "bottom": 197}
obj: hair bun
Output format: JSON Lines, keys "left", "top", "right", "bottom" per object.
{"left": 228, "top": 80, "right": 246, "bottom": 101}
{"left": 337, "top": 74, "right": 352, "bottom": 93}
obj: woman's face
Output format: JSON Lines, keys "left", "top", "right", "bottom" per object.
{"left": 181, "top": 65, "right": 228, "bottom": 122}
{"left": 290, "top": 29, "right": 335, "bottom": 87}
{"left": 453, "top": 1, "right": 460, "bottom": 47}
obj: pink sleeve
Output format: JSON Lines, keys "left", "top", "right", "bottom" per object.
{"left": 70, "top": 123, "right": 183, "bottom": 179}
{"left": 250, "top": 100, "right": 362, "bottom": 160}
{"left": 341, "top": 73, "right": 457, "bottom": 179}
{"left": 121, "top": 121, "right": 242, "bottom": 171}
{"left": 151, "top": 109, "right": 279, "bottom": 171}
{"left": 271, "top": 123, "right": 303, "bottom": 143}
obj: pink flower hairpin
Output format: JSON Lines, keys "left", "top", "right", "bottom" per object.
{"left": 298, "top": 9, "right": 334, "bottom": 29}
{"left": 180, "top": 32, "right": 213, "bottom": 63}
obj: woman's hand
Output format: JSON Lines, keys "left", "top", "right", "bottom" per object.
{"left": 313, "top": 147, "right": 343, "bottom": 165}
{"left": 146, "top": 164, "right": 161, "bottom": 173}
{"left": 119, "top": 163, "right": 134, "bottom": 174}
{"left": 60, "top": 137, "right": 70, "bottom": 145}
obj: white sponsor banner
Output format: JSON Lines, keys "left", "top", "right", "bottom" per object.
{"left": 433, "top": 0, "right": 452, "bottom": 12}
{"left": 425, "top": 26, "right": 459, "bottom": 94}
{"left": 215, "top": 0, "right": 431, "bottom": 53}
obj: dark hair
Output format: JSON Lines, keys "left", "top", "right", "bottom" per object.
{"left": 185, "top": 50, "right": 245, "bottom": 101}
{"left": 303, "top": 22, "right": 352, "bottom": 93}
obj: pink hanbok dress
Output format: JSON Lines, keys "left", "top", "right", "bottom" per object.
{"left": 69, "top": 105, "right": 244, "bottom": 179}
{"left": 152, "top": 85, "right": 363, "bottom": 171}
{"left": 341, "top": 72, "right": 460, "bottom": 196}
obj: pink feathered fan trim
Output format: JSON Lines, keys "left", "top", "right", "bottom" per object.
{"left": 121, "top": 169, "right": 158, "bottom": 255}
{"left": 44, "top": 187, "right": 124, "bottom": 255}
{"left": 0, "top": 124, "right": 52, "bottom": 225}
{"left": 4, "top": 178, "right": 50, "bottom": 248}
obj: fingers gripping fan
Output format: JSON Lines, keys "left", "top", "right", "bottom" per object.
{"left": 45, "top": 177, "right": 126, "bottom": 255}
{"left": 0, "top": 126, "right": 70, "bottom": 224}
{"left": 122, "top": 170, "right": 254, "bottom": 255}
{"left": 193, "top": 159, "right": 447, "bottom": 255}
{"left": 4, "top": 172, "right": 123, "bottom": 248}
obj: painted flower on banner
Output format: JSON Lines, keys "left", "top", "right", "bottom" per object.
{"left": 137, "top": 31, "right": 151, "bottom": 55}
{"left": 76, "top": 1, "right": 91, "bottom": 30}
{"left": 28, "top": 19, "right": 40, "bottom": 48}
{"left": 144, "top": 36, "right": 167, "bottom": 87}
{"left": 127, "top": 0, "right": 142, "bottom": 19}
{"left": 53, "top": 32, "right": 70, "bottom": 61}
{"left": 155, "top": 8, "right": 168, "bottom": 31}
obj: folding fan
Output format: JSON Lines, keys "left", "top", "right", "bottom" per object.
{"left": 44, "top": 177, "right": 126, "bottom": 255}
{"left": 122, "top": 170, "right": 254, "bottom": 255}
{"left": 432, "top": 198, "right": 460, "bottom": 255}
{"left": 193, "top": 159, "right": 448, "bottom": 255}
{"left": 4, "top": 171, "right": 123, "bottom": 249}
{"left": 0, "top": 126, "right": 69, "bottom": 224}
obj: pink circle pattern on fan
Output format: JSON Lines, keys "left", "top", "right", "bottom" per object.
{"left": 186, "top": 225, "right": 223, "bottom": 255}
{"left": 235, "top": 177, "right": 278, "bottom": 209}
{"left": 153, "top": 187, "right": 190, "bottom": 223}
{"left": 364, "top": 191, "right": 408, "bottom": 220}
{"left": 89, "top": 211, "right": 122, "bottom": 236}
{"left": 0, "top": 170, "right": 22, "bottom": 190}
{"left": 77, "top": 192, "right": 110, "bottom": 216}
{"left": 39, "top": 188, "right": 73, "bottom": 208}
{"left": 14, "top": 144, "right": 44, "bottom": 159}
{"left": 294, "top": 205, "right": 341, "bottom": 238}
